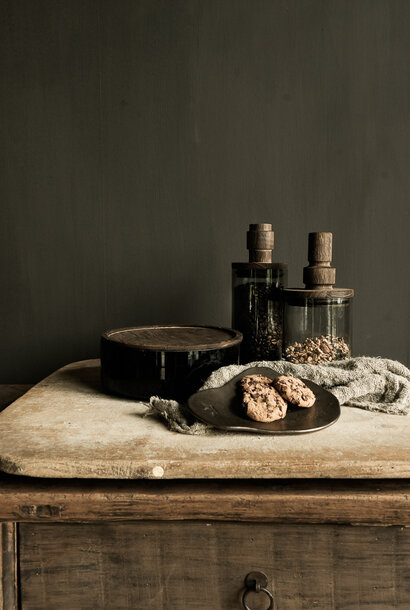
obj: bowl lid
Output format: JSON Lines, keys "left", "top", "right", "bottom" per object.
{"left": 102, "top": 325, "right": 243, "bottom": 352}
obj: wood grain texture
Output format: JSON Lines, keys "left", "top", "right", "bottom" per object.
{"left": 0, "top": 0, "right": 409, "bottom": 384}
{"left": 247, "top": 223, "right": 275, "bottom": 263}
{"left": 0, "top": 523, "right": 18, "bottom": 610}
{"left": 18, "top": 521, "right": 410, "bottom": 609}
{"left": 1, "top": 360, "right": 409, "bottom": 480}
{"left": 303, "top": 231, "right": 336, "bottom": 288}
{"left": 0, "top": 476, "right": 408, "bottom": 525}
{"left": 102, "top": 325, "right": 242, "bottom": 350}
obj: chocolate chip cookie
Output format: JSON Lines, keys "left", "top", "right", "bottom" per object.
{"left": 273, "top": 375, "right": 316, "bottom": 408}
{"left": 240, "top": 374, "right": 288, "bottom": 422}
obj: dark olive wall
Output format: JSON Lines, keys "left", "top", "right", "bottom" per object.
{"left": 1, "top": 0, "right": 409, "bottom": 382}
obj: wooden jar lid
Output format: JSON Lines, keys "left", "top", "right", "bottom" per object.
{"left": 102, "top": 325, "right": 243, "bottom": 352}
{"left": 284, "top": 232, "right": 354, "bottom": 299}
{"left": 232, "top": 223, "right": 287, "bottom": 270}
{"left": 246, "top": 223, "right": 274, "bottom": 263}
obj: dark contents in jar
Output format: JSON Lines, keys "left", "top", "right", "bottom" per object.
{"left": 233, "top": 283, "right": 283, "bottom": 362}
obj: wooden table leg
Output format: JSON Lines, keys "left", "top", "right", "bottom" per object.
{"left": 0, "top": 523, "right": 18, "bottom": 610}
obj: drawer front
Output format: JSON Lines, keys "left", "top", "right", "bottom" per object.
{"left": 19, "top": 521, "right": 410, "bottom": 609}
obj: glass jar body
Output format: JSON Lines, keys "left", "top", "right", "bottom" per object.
{"left": 283, "top": 296, "right": 352, "bottom": 364}
{"left": 232, "top": 265, "right": 288, "bottom": 363}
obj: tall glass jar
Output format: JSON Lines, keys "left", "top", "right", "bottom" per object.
{"left": 283, "top": 231, "right": 354, "bottom": 364}
{"left": 283, "top": 291, "right": 353, "bottom": 364}
{"left": 232, "top": 263, "right": 288, "bottom": 363}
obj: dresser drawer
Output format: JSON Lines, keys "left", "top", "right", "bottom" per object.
{"left": 19, "top": 521, "right": 410, "bottom": 609}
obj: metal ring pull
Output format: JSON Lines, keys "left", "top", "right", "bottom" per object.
{"left": 242, "top": 571, "right": 274, "bottom": 610}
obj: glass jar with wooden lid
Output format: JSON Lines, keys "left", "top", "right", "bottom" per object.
{"left": 232, "top": 224, "right": 288, "bottom": 363}
{"left": 283, "top": 232, "right": 354, "bottom": 364}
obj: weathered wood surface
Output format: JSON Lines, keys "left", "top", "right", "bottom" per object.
{"left": 102, "top": 325, "right": 242, "bottom": 350}
{"left": 0, "top": 523, "right": 18, "bottom": 610}
{"left": 19, "top": 521, "right": 410, "bottom": 609}
{"left": 0, "top": 476, "right": 408, "bottom": 525}
{"left": 0, "top": 360, "right": 409, "bottom": 479}
{"left": 0, "top": 360, "right": 410, "bottom": 479}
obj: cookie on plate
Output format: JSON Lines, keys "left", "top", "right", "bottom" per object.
{"left": 240, "top": 374, "right": 288, "bottom": 423}
{"left": 273, "top": 375, "right": 316, "bottom": 408}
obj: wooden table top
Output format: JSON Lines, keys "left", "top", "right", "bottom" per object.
{"left": 0, "top": 359, "right": 408, "bottom": 480}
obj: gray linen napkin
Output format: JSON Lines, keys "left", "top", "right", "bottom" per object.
{"left": 145, "top": 357, "right": 410, "bottom": 435}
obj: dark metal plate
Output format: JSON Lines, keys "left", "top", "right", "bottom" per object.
{"left": 187, "top": 366, "right": 340, "bottom": 434}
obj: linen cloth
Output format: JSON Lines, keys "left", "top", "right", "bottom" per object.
{"left": 145, "top": 357, "right": 410, "bottom": 435}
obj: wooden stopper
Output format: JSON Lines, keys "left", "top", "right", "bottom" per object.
{"left": 247, "top": 224, "right": 274, "bottom": 263}
{"left": 303, "top": 232, "right": 336, "bottom": 289}
{"left": 308, "top": 232, "right": 333, "bottom": 264}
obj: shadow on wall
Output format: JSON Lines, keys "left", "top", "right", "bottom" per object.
{"left": 105, "top": 274, "right": 215, "bottom": 330}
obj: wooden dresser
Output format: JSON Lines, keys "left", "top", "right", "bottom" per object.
{"left": 0, "top": 361, "right": 409, "bottom": 610}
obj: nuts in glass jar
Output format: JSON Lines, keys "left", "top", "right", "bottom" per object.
{"left": 285, "top": 334, "right": 350, "bottom": 364}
